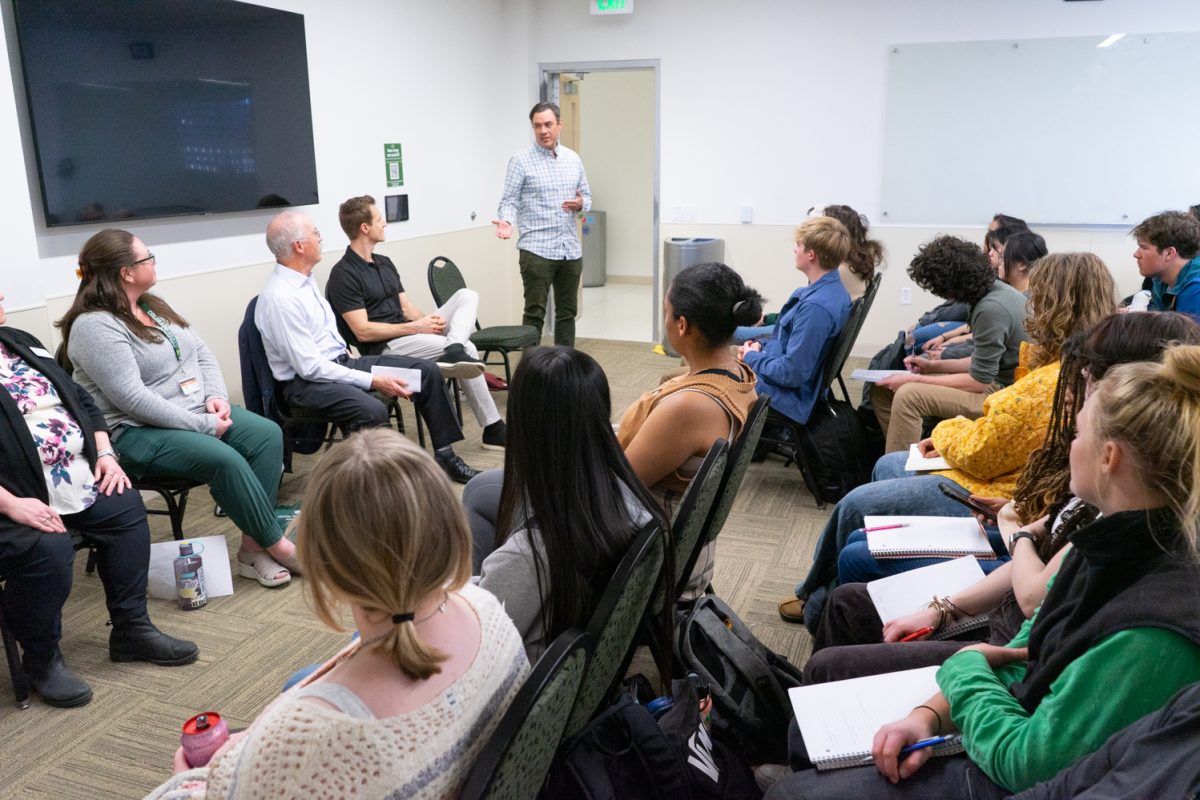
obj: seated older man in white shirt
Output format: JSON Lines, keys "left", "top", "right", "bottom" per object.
{"left": 254, "top": 211, "right": 479, "bottom": 483}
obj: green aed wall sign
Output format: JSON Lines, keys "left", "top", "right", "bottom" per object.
{"left": 591, "top": 0, "right": 633, "bottom": 14}
{"left": 384, "top": 143, "right": 404, "bottom": 187}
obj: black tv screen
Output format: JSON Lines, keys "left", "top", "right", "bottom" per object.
{"left": 12, "top": 0, "right": 320, "bottom": 227}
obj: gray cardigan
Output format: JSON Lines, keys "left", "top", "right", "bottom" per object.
{"left": 68, "top": 310, "right": 228, "bottom": 437}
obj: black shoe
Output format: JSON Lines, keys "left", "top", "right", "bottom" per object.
{"left": 110, "top": 617, "right": 199, "bottom": 666}
{"left": 481, "top": 420, "right": 506, "bottom": 451}
{"left": 436, "top": 452, "right": 480, "bottom": 484}
{"left": 436, "top": 343, "right": 486, "bottom": 379}
{"left": 23, "top": 649, "right": 93, "bottom": 708}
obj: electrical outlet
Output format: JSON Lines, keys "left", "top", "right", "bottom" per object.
{"left": 900, "top": 287, "right": 912, "bottom": 305}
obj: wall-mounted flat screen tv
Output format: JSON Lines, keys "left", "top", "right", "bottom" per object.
{"left": 12, "top": 0, "right": 320, "bottom": 227}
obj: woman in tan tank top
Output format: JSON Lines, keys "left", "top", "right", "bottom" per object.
{"left": 618, "top": 262, "right": 762, "bottom": 514}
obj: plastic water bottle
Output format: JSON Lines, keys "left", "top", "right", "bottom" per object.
{"left": 174, "top": 541, "right": 208, "bottom": 610}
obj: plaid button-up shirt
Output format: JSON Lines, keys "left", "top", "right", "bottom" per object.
{"left": 497, "top": 142, "right": 591, "bottom": 260}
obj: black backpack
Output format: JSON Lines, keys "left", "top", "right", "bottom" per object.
{"left": 793, "top": 397, "right": 878, "bottom": 505}
{"left": 674, "top": 595, "right": 804, "bottom": 765}
{"left": 544, "top": 676, "right": 760, "bottom": 800}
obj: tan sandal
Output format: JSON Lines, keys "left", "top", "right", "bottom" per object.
{"left": 273, "top": 549, "right": 302, "bottom": 576}
{"left": 236, "top": 550, "right": 291, "bottom": 588}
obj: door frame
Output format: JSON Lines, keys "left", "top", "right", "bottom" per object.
{"left": 539, "top": 59, "right": 662, "bottom": 342}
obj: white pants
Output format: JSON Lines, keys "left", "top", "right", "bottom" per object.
{"left": 384, "top": 289, "right": 501, "bottom": 427}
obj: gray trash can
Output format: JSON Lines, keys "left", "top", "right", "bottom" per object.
{"left": 662, "top": 237, "right": 724, "bottom": 355}
{"left": 582, "top": 210, "right": 606, "bottom": 287}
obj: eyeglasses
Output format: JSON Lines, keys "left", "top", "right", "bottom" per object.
{"left": 294, "top": 228, "right": 321, "bottom": 243}
{"left": 131, "top": 253, "right": 156, "bottom": 266}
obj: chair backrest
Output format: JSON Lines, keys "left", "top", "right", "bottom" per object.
{"left": 427, "top": 256, "right": 469, "bottom": 309}
{"left": 563, "top": 522, "right": 665, "bottom": 737}
{"left": 459, "top": 630, "right": 591, "bottom": 800}
{"left": 700, "top": 395, "right": 771, "bottom": 550}
{"left": 670, "top": 439, "right": 728, "bottom": 600}
{"left": 821, "top": 272, "right": 883, "bottom": 397}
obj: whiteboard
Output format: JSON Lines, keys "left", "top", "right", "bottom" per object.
{"left": 880, "top": 33, "right": 1200, "bottom": 226}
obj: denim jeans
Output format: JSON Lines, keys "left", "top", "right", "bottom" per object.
{"left": 732, "top": 323, "right": 774, "bottom": 343}
{"left": 794, "top": 452, "right": 976, "bottom": 631}
{"left": 910, "top": 319, "right": 967, "bottom": 350}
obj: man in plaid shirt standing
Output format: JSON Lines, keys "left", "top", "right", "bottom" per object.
{"left": 493, "top": 102, "right": 592, "bottom": 348}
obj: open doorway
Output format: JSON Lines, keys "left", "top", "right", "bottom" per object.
{"left": 541, "top": 60, "right": 660, "bottom": 344}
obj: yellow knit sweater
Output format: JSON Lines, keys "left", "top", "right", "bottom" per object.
{"left": 930, "top": 359, "right": 1061, "bottom": 499}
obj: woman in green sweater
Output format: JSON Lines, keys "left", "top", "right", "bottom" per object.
{"left": 766, "top": 345, "right": 1200, "bottom": 799}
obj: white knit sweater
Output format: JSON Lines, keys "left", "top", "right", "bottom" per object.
{"left": 146, "top": 583, "right": 529, "bottom": 800}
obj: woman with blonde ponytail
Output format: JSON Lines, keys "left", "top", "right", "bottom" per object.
{"left": 150, "top": 429, "right": 528, "bottom": 800}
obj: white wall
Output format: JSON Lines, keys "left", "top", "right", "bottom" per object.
{"left": 532, "top": 0, "right": 1200, "bottom": 351}
{"left": 0, "top": 0, "right": 532, "bottom": 349}
{"left": 579, "top": 69, "right": 655, "bottom": 279}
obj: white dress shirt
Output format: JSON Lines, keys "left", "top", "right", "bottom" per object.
{"left": 255, "top": 263, "right": 372, "bottom": 389}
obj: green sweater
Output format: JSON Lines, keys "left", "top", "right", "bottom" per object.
{"left": 937, "top": 609, "right": 1200, "bottom": 792}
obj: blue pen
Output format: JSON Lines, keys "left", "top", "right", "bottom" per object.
{"left": 858, "top": 735, "right": 953, "bottom": 764}
{"left": 900, "top": 735, "right": 950, "bottom": 754}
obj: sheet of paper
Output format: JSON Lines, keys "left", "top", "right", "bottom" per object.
{"left": 850, "top": 368, "right": 910, "bottom": 382}
{"left": 370, "top": 365, "right": 422, "bottom": 393}
{"left": 148, "top": 535, "right": 234, "bottom": 600}
{"left": 788, "top": 666, "right": 942, "bottom": 763}
{"left": 905, "top": 442, "right": 950, "bottom": 472}
{"left": 867, "top": 556, "right": 985, "bottom": 623}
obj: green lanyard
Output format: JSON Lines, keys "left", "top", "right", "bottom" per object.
{"left": 140, "top": 303, "right": 181, "bottom": 362}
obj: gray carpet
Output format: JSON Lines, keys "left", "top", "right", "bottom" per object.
{"left": 0, "top": 339, "right": 864, "bottom": 798}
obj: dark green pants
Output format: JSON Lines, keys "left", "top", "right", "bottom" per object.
{"left": 519, "top": 249, "right": 582, "bottom": 347}
{"left": 115, "top": 406, "right": 285, "bottom": 548}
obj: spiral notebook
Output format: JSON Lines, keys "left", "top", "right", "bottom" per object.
{"left": 864, "top": 516, "right": 994, "bottom": 559}
{"left": 788, "top": 667, "right": 966, "bottom": 771}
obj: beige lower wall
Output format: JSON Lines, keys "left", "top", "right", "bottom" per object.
{"left": 661, "top": 222, "right": 1143, "bottom": 356}
{"left": 9, "top": 226, "right": 520, "bottom": 405}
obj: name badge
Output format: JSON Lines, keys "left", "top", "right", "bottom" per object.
{"left": 179, "top": 377, "right": 201, "bottom": 395}
{"left": 29, "top": 346, "right": 52, "bottom": 359}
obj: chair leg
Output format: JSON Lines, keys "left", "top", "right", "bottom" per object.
{"left": 85, "top": 546, "right": 98, "bottom": 576}
{"left": 0, "top": 598, "right": 32, "bottom": 709}
{"left": 506, "top": 351, "right": 517, "bottom": 384}
{"left": 415, "top": 409, "right": 427, "bottom": 449}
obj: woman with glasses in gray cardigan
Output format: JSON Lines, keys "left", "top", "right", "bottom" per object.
{"left": 58, "top": 229, "right": 299, "bottom": 587}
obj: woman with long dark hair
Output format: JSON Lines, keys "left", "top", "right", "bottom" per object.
{"left": 58, "top": 229, "right": 297, "bottom": 587}
{"left": 472, "top": 347, "right": 669, "bottom": 661}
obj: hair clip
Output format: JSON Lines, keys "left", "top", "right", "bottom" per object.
{"left": 391, "top": 612, "right": 415, "bottom": 624}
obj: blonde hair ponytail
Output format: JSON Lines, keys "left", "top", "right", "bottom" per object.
{"left": 297, "top": 430, "right": 472, "bottom": 680}
{"left": 1090, "top": 345, "right": 1200, "bottom": 558}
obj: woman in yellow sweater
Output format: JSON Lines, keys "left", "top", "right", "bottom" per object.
{"left": 783, "top": 253, "right": 1115, "bottom": 629}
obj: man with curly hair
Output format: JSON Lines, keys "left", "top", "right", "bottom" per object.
{"left": 871, "top": 235, "right": 1028, "bottom": 453}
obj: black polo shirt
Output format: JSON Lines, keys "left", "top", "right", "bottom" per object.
{"left": 326, "top": 246, "right": 407, "bottom": 356}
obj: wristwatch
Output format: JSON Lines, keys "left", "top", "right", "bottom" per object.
{"left": 1009, "top": 530, "right": 1039, "bottom": 554}
{"left": 96, "top": 447, "right": 119, "bottom": 462}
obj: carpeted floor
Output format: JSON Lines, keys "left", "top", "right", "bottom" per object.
{"left": 0, "top": 339, "right": 867, "bottom": 799}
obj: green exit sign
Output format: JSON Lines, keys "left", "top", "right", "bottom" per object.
{"left": 591, "top": 0, "right": 633, "bottom": 14}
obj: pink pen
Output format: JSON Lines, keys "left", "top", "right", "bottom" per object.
{"left": 863, "top": 523, "right": 909, "bottom": 532}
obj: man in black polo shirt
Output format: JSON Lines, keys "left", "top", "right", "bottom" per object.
{"left": 326, "top": 195, "right": 506, "bottom": 450}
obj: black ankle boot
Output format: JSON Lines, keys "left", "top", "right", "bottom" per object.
{"left": 23, "top": 648, "right": 93, "bottom": 708}
{"left": 109, "top": 617, "right": 199, "bottom": 666}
